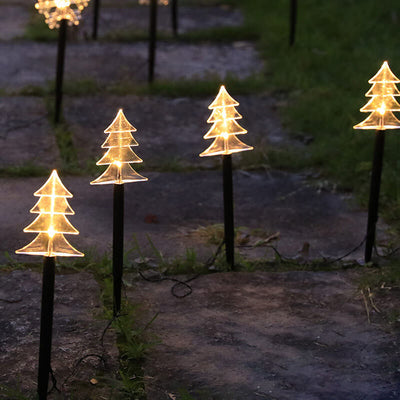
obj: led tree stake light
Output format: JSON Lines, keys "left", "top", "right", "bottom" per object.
{"left": 200, "top": 85, "right": 253, "bottom": 269}
{"left": 354, "top": 61, "right": 400, "bottom": 263}
{"left": 35, "top": 0, "right": 90, "bottom": 123}
{"left": 91, "top": 109, "right": 147, "bottom": 315}
{"left": 139, "top": 0, "right": 177, "bottom": 81}
{"left": 15, "top": 170, "right": 83, "bottom": 400}
{"left": 92, "top": 0, "right": 101, "bottom": 40}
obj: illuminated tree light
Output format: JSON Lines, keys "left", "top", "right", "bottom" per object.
{"left": 354, "top": 61, "right": 400, "bottom": 131}
{"left": 91, "top": 109, "right": 148, "bottom": 185}
{"left": 16, "top": 170, "right": 83, "bottom": 257}
{"left": 200, "top": 85, "right": 253, "bottom": 157}
{"left": 138, "top": 0, "right": 169, "bottom": 5}
{"left": 35, "top": 0, "right": 90, "bottom": 29}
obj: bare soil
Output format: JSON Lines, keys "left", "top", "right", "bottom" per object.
{"left": 0, "top": 270, "right": 118, "bottom": 399}
{"left": 127, "top": 270, "right": 400, "bottom": 400}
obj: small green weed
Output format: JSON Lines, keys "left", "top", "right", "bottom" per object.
{"left": 54, "top": 123, "right": 80, "bottom": 172}
{"left": 0, "top": 384, "right": 34, "bottom": 400}
{"left": 23, "top": 13, "right": 58, "bottom": 41}
{"left": 0, "top": 163, "right": 49, "bottom": 178}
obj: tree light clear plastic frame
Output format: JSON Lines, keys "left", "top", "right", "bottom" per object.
{"left": 200, "top": 85, "right": 253, "bottom": 157}
{"left": 91, "top": 109, "right": 148, "bottom": 185}
{"left": 138, "top": 0, "right": 169, "bottom": 5}
{"left": 35, "top": 0, "right": 90, "bottom": 29}
{"left": 354, "top": 61, "right": 400, "bottom": 131}
{"left": 16, "top": 170, "right": 84, "bottom": 257}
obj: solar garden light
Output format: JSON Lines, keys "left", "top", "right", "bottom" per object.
{"left": 91, "top": 109, "right": 148, "bottom": 316}
{"left": 200, "top": 85, "right": 253, "bottom": 270}
{"left": 139, "top": 0, "right": 177, "bottom": 35}
{"left": 15, "top": 170, "right": 84, "bottom": 400}
{"left": 139, "top": 0, "right": 178, "bottom": 82}
{"left": 354, "top": 61, "right": 400, "bottom": 263}
{"left": 92, "top": 0, "right": 100, "bottom": 40}
{"left": 35, "top": 0, "right": 90, "bottom": 123}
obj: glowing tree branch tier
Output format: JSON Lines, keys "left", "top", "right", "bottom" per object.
{"left": 354, "top": 61, "right": 400, "bottom": 263}
{"left": 91, "top": 109, "right": 147, "bottom": 316}
{"left": 200, "top": 85, "right": 253, "bottom": 269}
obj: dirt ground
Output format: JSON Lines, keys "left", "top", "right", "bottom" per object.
{"left": 128, "top": 271, "right": 400, "bottom": 400}
{"left": 0, "top": 270, "right": 118, "bottom": 399}
{"left": 1, "top": 0, "right": 400, "bottom": 399}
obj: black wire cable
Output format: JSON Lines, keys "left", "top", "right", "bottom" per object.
{"left": 138, "top": 239, "right": 225, "bottom": 298}
{"left": 239, "top": 236, "right": 367, "bottom": 266}
{"left": 373, "top": 242, "right": 400, "bottom": 259}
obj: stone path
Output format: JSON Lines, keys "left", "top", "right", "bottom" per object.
{"left": 0, "top": 41, "right": 261, "bottom": 91}
{"left": 4, "top": 170, "right": 369, "bottom": 267}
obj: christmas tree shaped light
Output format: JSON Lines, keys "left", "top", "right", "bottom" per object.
{"left": 139, "top": 0, "right": 169, "bottom": 5}
{"left": 354, "top": 61, "right": 400, "bottom": 263}
{"left": 16, "top": 170, "right": 83, "bottom": 399}
{"left": 91, "top": 109, "right": 148, "bottom": 185}
{"left": 91, "top": 109, "right": 147, "bottom": 316}
{"left": 199, "top": 85, "right": 253, "bottom": 270}
{"left": 200, "top": 85, "right": 253, "bottom": 157}
{"left": 354, "top": 61, "right": 400, "bottom": 130}
{"left": 16, "top": 170, "right": 83, "bottom": 257}
{"left": 35, "top": 0, "right": 90, "bottom": 29}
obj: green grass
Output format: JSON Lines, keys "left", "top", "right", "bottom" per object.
{"left": 231, "top": 0, "right": 400, "bottom": 224}
{"left": 103, "top": 24, "right": 259, "bottom": 43}
{"left": 0, "top": 163, "right": 49, "bottom": 178}
{"left": 24, "top": 13, "right": 58, "bottom": 41}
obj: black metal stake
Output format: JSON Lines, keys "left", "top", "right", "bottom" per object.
{"left": 37, "top": 256, "right": 56, "bottom": 400}
{"left": 92, "top": 0, "right": 101, "bottom": 40}
{"left": 222, "top": 155, "right": 234, "bottom": 270}
{"left": 113, "top": 183, "right": 124, "bottom": 316}
{"left": 148, "top": 0, "right": 158, "bottom": 83}
{"left": 365, "top": 130, "right": 385, "bottom": 263}
{"left": 55, "top": 19, "right": 67, "bottom": 124}
{"left": 289, "top": 0, "right": 297, "bottom": 46}
{"left": 171, "top": 0, "right": 178, "bottom": 37}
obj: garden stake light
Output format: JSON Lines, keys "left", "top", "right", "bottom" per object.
{"left": 16, "top": 170, "right": 83, "bottom": 400}
{"left": 354, "top": 61, "right": 400, "bottom": 263}
{"left": 171, "top": 0, "right": 178, "bottom": 36}
{"left": 289, "top": 0, "right": 297, "bottom": 46}
{"left": 92, "top": 0, "right": 100, "bottom": 39}
{"left": 200, "top": 85, "right": 253, "bottom": 270}
{"left": 149, "top": 0, "right": 158, "bottom": 83}
{"left": 91, "top": 109, "right": 148, "bottom": 316}
{"left": 35, "top": 0, "right": 90, "bottom": 123}
{"left": 139, "top": 0, "right": 174, "bottom": 80}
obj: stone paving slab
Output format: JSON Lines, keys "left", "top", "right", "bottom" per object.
{"left": 0, "top": 5, "right": 30, "bottom": 40}
{"left": 4, "top": 170, "right": 370, "bottom": 266}
{"left": 0, "top": 41, "right": 262, "bottom": 91}
{"left": 64, "top": 94, "right": 283, "bottom": 169}
{"left": 0, "top": 270, "right": 118, "bottom": 397}
{"left": 127, "top": 271, "right": 400, "bottom": 400}
{"left": 0, "top": 96, "right": 61, "bottom": 168}
{"left": 81, "top": 4, "right": 243, "bottom": 37}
